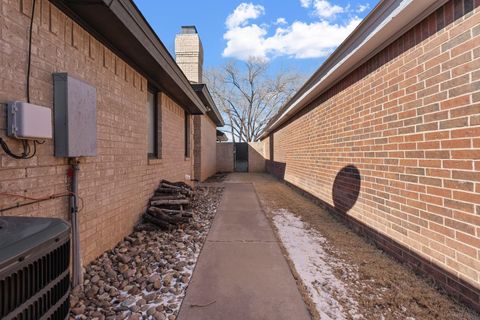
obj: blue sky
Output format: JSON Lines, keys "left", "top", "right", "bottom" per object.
{"left": 133, "top": 0, "right": 377, "bottom": 75}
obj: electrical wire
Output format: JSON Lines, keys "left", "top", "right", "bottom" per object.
{"left": 26, "top": 0, "right": 36, "bottom": 103}
{"left": 0, "top": 138, "right": 38, "bottom": 159}
{"left": 0, "top": 191, "right": 85, "bottom": 214}
{"left": 1, "top": 0, "right": 45, "bottom": 161}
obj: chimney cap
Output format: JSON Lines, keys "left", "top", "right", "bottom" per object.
{"left": 180, "top": 26, "right": 198, "bottom": 34}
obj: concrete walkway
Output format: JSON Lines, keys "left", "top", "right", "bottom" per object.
{"left": 177, "top": 183, "right": 311, "bottom": 320}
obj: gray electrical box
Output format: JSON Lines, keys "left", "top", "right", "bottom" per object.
{"left": 53, "top": 73, "right": 97, "bottom": 157}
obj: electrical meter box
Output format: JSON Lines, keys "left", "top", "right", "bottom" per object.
{"left": 53, "top": 73, "right": 97, "bottom": 157}
{"left": 7, "top": 101, "right": 53, "bottom": 140}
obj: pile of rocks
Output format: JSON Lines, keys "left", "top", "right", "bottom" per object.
{"left": 70, "top": 186, "right": 223, "bottom": 320}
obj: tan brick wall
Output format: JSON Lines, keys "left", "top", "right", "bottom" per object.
{"left": 193, "top": 115, "right": 217, "bottom": 181}
{"left": 216, "top": 143, "right": 234, "bottom": 172}
{"left": 248, "top": 142, "right": 265, "bottom": 172}
{"left": 0, "top": 0, "right": 194, "bottom": 264}
{"left": 200, "top": 116, "right": 217, "bottom": 181}
{"left": 175, "top": 33, "right": 203, "bottom": 83}
{"left": 265, "top": 1, "right": 480, "bottom": 294}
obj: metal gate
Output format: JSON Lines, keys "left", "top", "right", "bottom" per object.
{"left": 234, "top": 143, "right": 248, "bottom": 172}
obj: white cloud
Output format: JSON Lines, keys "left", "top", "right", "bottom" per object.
{"left": 225, "top": 3, "right": 265, "bottom": 29}
{"left": 300, "top": 0, "right": 312, "bottom": 8}
{"left": 223, "top": 2, "right": 361, "bottom": 61}
{"left": 264, "top": 18, "right": 362, "bottom": 59}
{"left": 299, "top": 0, "right": 345, "bottom": 18}
{"left": 313, "top": 0, "right": 344, "bottom": 18}
{"left": 223, "top": 24, "right": 268, "bottom": 60}
{"left": 275, "top": 17, "right": 287, "bottom": 25}
{"left": 357, "top": 4, "right": 370, "bottom": 13}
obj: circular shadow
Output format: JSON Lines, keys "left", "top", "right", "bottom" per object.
{"left": 332, "top": 165, "right": 361, "bottom": 213}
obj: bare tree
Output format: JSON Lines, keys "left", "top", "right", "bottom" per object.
{"left": 205, "top": 58, "right": 305, "bottom": 142}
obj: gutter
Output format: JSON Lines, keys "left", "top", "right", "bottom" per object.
{"left": 260, "top": 0, "right": 448, "bottom": 140}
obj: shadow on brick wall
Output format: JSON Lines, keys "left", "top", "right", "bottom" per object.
{"left": 332, "top": 165, "right": 361, "bottom": 215}
{"left": 266, "top": 160, "right": 286, "bottom": 180}
{"left": 278, "top": 164, "right": 480, "bottom": 312}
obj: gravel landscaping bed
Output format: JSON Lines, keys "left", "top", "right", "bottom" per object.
{"left": 70, "top": 186, "right": 223, "bottom": 320}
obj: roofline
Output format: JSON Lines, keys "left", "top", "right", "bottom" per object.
{"left": 192, "top": 84, "right": 225, "bottom": 127}
{"left": 260, "top": 0, "right": 448, "bottom": 140}
{"left": 51, "top": 0, "right": 207, "bottom": 115}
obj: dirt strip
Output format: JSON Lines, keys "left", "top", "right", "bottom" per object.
{"left": 227, "top": 173, "right": 479, "bottom": 320}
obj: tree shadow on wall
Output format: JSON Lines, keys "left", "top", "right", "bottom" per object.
{"left": 267, "top": 163, "right": 361, "bottom": 214}
{"left": 332, "top": 165, "right": 361, "bottom": 215}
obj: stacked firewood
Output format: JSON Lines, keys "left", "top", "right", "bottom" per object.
{"left": 142, "top": 180, "right": 195, "bottom": 230}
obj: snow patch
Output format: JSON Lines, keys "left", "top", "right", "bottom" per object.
{"left": 272, "top": 208, "right": 361, "bottom": 320}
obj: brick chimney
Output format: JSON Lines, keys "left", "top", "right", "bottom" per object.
{"left": 175, "top": 26, "right": 204, "bottom": 83}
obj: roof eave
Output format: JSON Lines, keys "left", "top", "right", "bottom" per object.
{"left": 260, "top": 0, "right": 448, "bottom": 140}
{"left": 51, "top": 0, "right": 207, "bottom": 115}
{"left": 192, "top": 84, "right": 225, "bottom": 126}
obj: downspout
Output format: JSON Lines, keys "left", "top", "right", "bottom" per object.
{"left": 69, "top": 158, "right": 82, "bottom": 288}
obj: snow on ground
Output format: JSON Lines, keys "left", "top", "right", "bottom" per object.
{"left": 272, "top": 208, "right": 361, "bottom": 320}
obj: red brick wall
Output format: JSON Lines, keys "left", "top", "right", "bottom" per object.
{"left": 265, "top": 0, "right": 480, "bottom": 309}
{"left": 0, "top": 0, "right": 194, "bottom": 264}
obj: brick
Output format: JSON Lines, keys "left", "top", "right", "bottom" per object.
{"left": 452, "top": 57, "right": 480, "bottom": 77}
{"left": 446, "top": 238, "right": 477, "bottom": 258}
{"left": 441, "top": 139, "right": 471, "bottom": 149}
{"left": 441, "top": 30, "right": 471, "bottom": 52}
{"left": 453, "top": 190, "right": 480, "bottom": 204}
{"left": 425, "top": 150, "right": 450, "bottom": 159}
{"left": 456, "top": 231, "right": 480, "bottom": 250}
{"left": 445, "top": 216, "right": 475, "bottom": 235}
{"left": 419, "top": 159, "right": 442, "bottom": 168}
{"left": 444, "top": 179, "right": 475, "bottom": 191}
{"left": 451, "top": 149, "right": 480, "bottom": 159}
{"left": 443, "top": 160, "right": 473, "bottom": 170}
{"left": 419, "top": 176, "right": 443, "bottom": 187}
{"left": 451, "top": 127, "right": 480, "bottom": 138}
{"left": 449, "top": 81, "right": 480, "bottom": 98}
{"left": 260, "top": 4, "right": 480, "bottom": 299}
{"left": 441, "top": 74, "right": 470, "bottom": 91}
{"left": 440, "top": 95, "right": 471, "bottom": 110}
{"left": 7, "top": 0, "right": 479, "bottom": 300}
{"left": 442, "top": 52, "right": 472, "bottom": 71}
{"left": 450, "top": 104, "right": 480, "bottom": 118}
{"left": 0, "top": 3, "right": 199, "bottom": 266}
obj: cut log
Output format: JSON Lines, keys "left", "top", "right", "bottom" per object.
{"left": 151, "top": 199, "right": 190, "bottom": 206}
{"left": 134, "top": 223, "right": 157, "bottom": 232}
{"left": 143, "top": 213, "right": 174, "bottom": 230}
{"left": 147, "top": 209, "right": 190, "bottom": 224}
{"left": 161, "top": 179, "right": 193, "bottom": 191}
{"left": 160, "top": 181, "right": 193, "bottom": 196}
{"left": 151, "top": 195, "right": 186, "bottom": 201}
{"left": 148, "top": 207, "right": 193, "bottom": 219}
{"left": 161, "top": 208, "right": 194, "bottom": 216}
{"left": 156, "top": 187, "right": 182, "bottom": 194}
